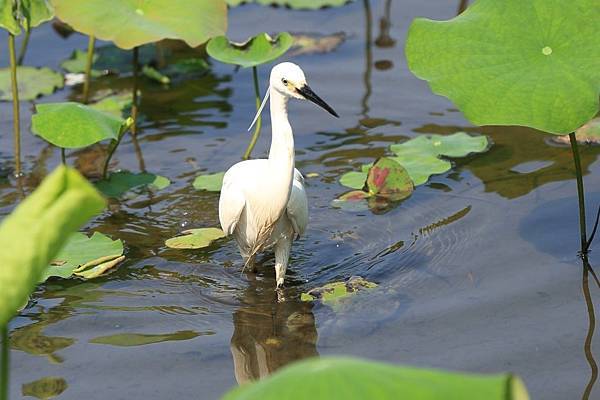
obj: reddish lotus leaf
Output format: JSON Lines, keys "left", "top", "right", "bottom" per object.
{"left": 366, "top": 157, "right": 413, "bottom": 201}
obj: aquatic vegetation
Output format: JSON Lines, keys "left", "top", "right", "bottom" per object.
{"left": 165, "top": 228, "right": 226, "bottom": 250}
{"left": 0, "top": 67, "right": 63, "bottom": 100}
{"left": 21, "top": 377, "right": 67, "bottom": 399}
{"left": 42, "top": 232, "right": 124, "bottom": 281}
{"left": 207, "top": 32, "right": 293, "bottom": 159}
{"left": 193, "top": 172, "right": 225, "bottom": 192}
{"left": 301, "top": 276, "right": 377, "bottom": 305}
{"left": 288, "top": 32, "right": 346, "bottom": 57}
{"left": 223, "top": 357, "right": 529, "bottom": 400}
{"left": 405, "top": 0, "right": 600, "bottom": 254}
{"left": 95, "top": 171, "right": 171, "bottom": 199}
{"left": 226, "top": 0, "right": 350, "bottom": 9}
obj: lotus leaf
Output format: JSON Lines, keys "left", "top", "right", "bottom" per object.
{"left": 0, "top": 66, "right": 63, "bottom": 100}
{"left": 50, "top": 0, "right": 227, "bottom": 49}
{"left": 90, "top": 330, "right": 200, "bottom": 347}
{"left": 405, "top": 0, "right": 600, "bottom": 134}
{"left": 32, "top": 102, "right": 124, "bottom": 148}
{"left": 89, "top": 93, "right": 132, "bottom": 118}
{"left": 0, "top": 0, "right": 53, "bottom": 34}
{"left": 0, "top": 166, "right": 105, "bottom": 327}
{"left": 223, "top": 357, "right": 529, "bottom": 400}
{"left": 22, "top": 377, "right": 68, "bottom": 399}
{"left": 207, "top": 32, "right": 293, "bottom": 68}
{"left": 301, "top": 276, "right": 377, "bottom": 304}
{"left": 193, "top": 172, "right": 225, "bottom": 192}
{"left": 95, "top": 171, "right": 171, "bottom": 198}
{"left": 165, "top": 228, "right": 225, "bottom": 249}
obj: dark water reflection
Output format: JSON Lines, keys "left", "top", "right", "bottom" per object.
{"left": 0, "top": 0, "right": 599, "bottom": 399}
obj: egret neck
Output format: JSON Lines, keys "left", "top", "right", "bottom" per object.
{"left": 267, "top": 86, "right": 295, "bottom": 214}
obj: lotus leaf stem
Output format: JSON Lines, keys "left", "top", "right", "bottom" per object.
{"left": 569, "top": 132, "right": 588, "bottom": 254}
{"left": 103, "top": 118, "right": 134, "bottom": 180}
{"left": 83, "top": 35, "right": 96, "bottom": 104}
{"left": 131, "top": 46, "right": 140, "bottom": 137}
{"left": 8, "top": 33, "right": 21, "bottom": 177}
{"left": 243, "top": 66, "right": 262, "bottom": 160}
{"left": 16, "top": 28, "right": 30, "bottom": 66}
{"left": 60, "top": 148, "right": 66, "bottom": 164}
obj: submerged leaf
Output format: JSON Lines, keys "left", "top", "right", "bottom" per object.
{"left": 51, "top": 0, "right": 227, "bottom": 49}
{"left": 42, "top": 232, "right": 124, "bottom": 281}
{"left": 207, "top": 32, "right": 293, "bottom": 68}
{"left": 301, "top": 276, "right": 377, "bottom": 304}
{"left": 0, "top": 166, "right": 105, "bottom": 327}
{"left": 90, "top": 330, "right": 200, "bottom": 347}
{"left": 22, "top": 377, "right": 68, "bottom": 399}
{"left": 289, "top": 32, "right": 345, "bottom": 57}
{"left": 193, "top": 172, "right": 225, "bottom": 192}
{"left": 165, "top": 227, "right": 226, "bottom": 249}
{"left": 0, "top": 66, "right": 63, "bottom": 101}
{"left": 95, "top": 171, "right": 171, "bottom": 198}
{"left": 223, "top": 357, "right": 530, "bottom": 400}
{"left": 32, "top": 102, "right": 124, "bottom": 148}
{"left": 405, "top": 0, "right": 600, "bottom": 134}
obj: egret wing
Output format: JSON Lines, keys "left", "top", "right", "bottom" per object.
{"left": 219, "top": 170, "right": 246, "bottom": 236}
{"left": 287, "top": 170, "right": 308, "bottom": 239}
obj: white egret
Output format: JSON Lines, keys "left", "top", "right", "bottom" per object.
{"left": 219, "top": 62, "right": 338, "bottom": 288}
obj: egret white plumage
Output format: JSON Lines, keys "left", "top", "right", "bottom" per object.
{"left": 219, "top": 62, "right": 338, "bottom": 288}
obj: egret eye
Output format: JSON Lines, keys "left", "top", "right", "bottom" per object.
{"left": 282, "top": 78, "right": 288, "bottom": 85}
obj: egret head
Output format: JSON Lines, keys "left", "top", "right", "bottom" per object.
{"left": 270, "top": 62, "right": 338, "bottom": 117}
{"left": 248, "top": 62, "right": 338, "bottom": 131}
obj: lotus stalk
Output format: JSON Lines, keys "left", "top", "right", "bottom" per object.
{"left": 131, "top": 46, "right": 140, "bottom": 137}
{"left": 83, "top": 35, "right": 96, "bottom": 104}
{"left": 8, "top": 32, "right": 21, "bottom": 177}
{"left": 243, "top": 66, "right": 262, "bottom": 159}
{"left": 16, "top": 28, "right": 30, "bottom": 65}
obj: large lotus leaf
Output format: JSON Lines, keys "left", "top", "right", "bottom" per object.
{"left": 0, "top": 0, "right": 20, "bottom": 34}
{"left": 21, "top": 0, "right": 54, "bottom": 29}
{"left": 226, "top": 0, "right": 349, "bottom": 9}
{"left": 50, "top": 0, "right": 227, "bottom": 50}
{"left": 224, "top": 357, "right": 529, "bottom": 400}
{"left": 0, "top": 66, "right": 63, "bottom": 100}
{"left": 0, "top": 166, "right": 105, "bottom": 327}
{"left": 42, "top": 231, "right": 124, "bottom": 280}
{"left": 405, "top": 0, "right": 600, "bottom": 135}
{"left": 207, "top": 32, "right": 293, "bottom": 68}
{"left": 193, "top": 172, "right": 224, "bottom": 192}
{"left": 95, "top": 171, "right": 170, "bottom": 198}
{"left": 165, "top": 227, "right": 225, "bottom": 249}
{"left": 32, "top": 102, "right": 124, "bottom": 148}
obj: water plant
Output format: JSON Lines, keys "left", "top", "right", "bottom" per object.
{"left": 0, "top": 0, "right": 55, "bottom": 176}
{"left": 0, "top": 165, "right": 105, "bottom": 399}
{"left": 405, "top": 0, "right": 599, "bottom": 255}
{"left": 223, "top": 356, "right": 529, "bottom": 400}
{"left": 207, "top": 32, "right": 293, "bottom": 159}
{"left": 226, "top": 0, "right": 350, "bottom": 9}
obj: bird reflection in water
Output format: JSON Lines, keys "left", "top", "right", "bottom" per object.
{"left": 230, "top": 275, "right": 318, "bottom": 384}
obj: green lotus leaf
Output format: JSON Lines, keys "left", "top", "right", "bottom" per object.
{"left": 32, "top": 102, "right": 124, "bottom": 148}
{"left": 0, "top": 66, "right": 63, "bottom": 100}
{"left": 339, "top": 164, "right": 370, "bottom": 190}
{"left": 21, "top": 0, "right": 54, "bottom": 30}
{"left": 405, "top": 0, "right": 600, "bottom": 134}
{"left": 50, "top": 0, "right": 227, "bottom": 49}
{"left": 60, "top": 49, "right": 103, "bottom": 77}
{"left": 22, "top": 377, "right": 68, "bottom": 399}
{"left": 95, "top": 171, "right": 171, "bottom": 198}
{"left": 89, "top": 330, "right": 200, "bottom": 347}
{"left": 0, "top": 166, "right": 105, "bottom": 327}
{"left": 301, "top": 276, "right": 377, "bottom": 304}
{"left": 0, "top": 0, "right": 20, "bottom": 34}
{"left": 42, "top": 231, "right": 124, "bottom": 281}
{"left": 165, "top": 227, "right": 225, "bottom": 249}
{"left": 207, "top": 32, "right": 293, "bottom": 68}
{"left": 390, "top": 133, "right": 489, "bottom": 185}
{"left": 193, "top": 172, "right": 225, "bottom": 192}
{"left": 226, "top": 0, "right": 350, "bottom": 10}
{"left": 223, "top": 357, "right": 529, "bottom": 400}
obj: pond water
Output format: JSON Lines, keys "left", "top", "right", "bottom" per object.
{"left": 1, "top": 1, "right": 599, "bottom": 399}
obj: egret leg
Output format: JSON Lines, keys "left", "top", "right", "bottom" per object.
{"left": 241, "top": 252, "right": 256, "bottom": 273}
{"left": 274, "top": 237, "right": 292, "bottom": 288}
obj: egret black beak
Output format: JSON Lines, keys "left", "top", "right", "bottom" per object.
{"left": 296, "top": 85, "right": 339, "bottom": 118}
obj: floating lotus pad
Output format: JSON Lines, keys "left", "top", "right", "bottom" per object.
{"left": 32, "top": 102, "right": 125, "bottom": 148}
{"left": 95, "top": 171, "right": 171, "bottom": 198}
{"left": 223, "top": 357, "right": 530, "bottom": 400}
{"left": 207, "top": 32, "right": 293, "bottom": 68}
{"left": 340, "top": 132, "right": 490, "bottom": 189}
{"left": 42, "top": 231, "right": 124, "bottom": 280}
{"left": 165, "top": 228, "right": 226, "bottom": 249}
{"left": 226, "top": 0, "right": 350, "bottom": 9}
{"left": 405, "top": 0, "right": 600, "bottom": 134}
{"left": 301, "top": 276, "right": 377, "bottom": 304}
{"left": 51, "top": 0, "right": 227, "bottom": 49}
{"left": 193, "top": 172, "right": 225, "bottom": 192}
{"left": 0, "top": 66, "right": 63, "bottom": 101}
